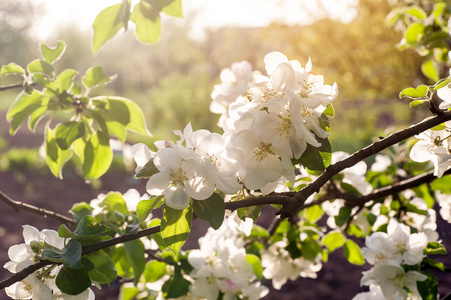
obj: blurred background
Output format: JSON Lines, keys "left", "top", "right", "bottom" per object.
{"left": 0, "top": 0, "right": 440, "bottom": 299}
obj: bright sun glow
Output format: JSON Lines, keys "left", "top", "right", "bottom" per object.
{"left": 32, "top": 0, "right": 358, "bottom": 41}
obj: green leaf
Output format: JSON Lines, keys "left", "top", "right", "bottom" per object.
{"left": 334, "top": 205, "right": 352, "bottom": 227}
{"left": 297, "top": 137, "right": 332, "bottom": 172}
{"left": 7, "top": 91, "right": 50, "bottom": 135}
{"left": 136, "top": 197, "right": 164, "bottom": 223}
{"left": 98, "top": 97, "right": 151, "bottom": 138}
{"left": 125, "top": 219, "right": 140, "bottom": 235}
{"left": 304, "top": 205, "right": 324, "bottom": 223}
{"left": 1, "top": 62, "right": 25, "bottom": 76}
{"left": 58, "top": 224, "right": 75, "bottom": 239}
{"left": 82, "top": 66, "right": 116, "bottom": 88}
{"left": 55, "top": 121, "right": 85, "bottom": 150}
{"left": 82, "top": 131, "right": 113, "bottom": 179}
{"left": 27, "top": 59, "right": 55, "bottom": 78}
{"left": 143, "top": 260, "right": 167, "bottom": 283}
{"left": 56, "top": 266, "right": 91, "bottom": 295}
{"left": 237, "top": 205, "right": 262, "bottom": 222}
{"left": 399, "top": 85, "right": 428, "bottom": 99}
{"left": 405, "top": 22, "right": 424, "bottom": 44}
{"left": 135, "top": 159, "right": 159, "bottom": 178}
{"left": 405, "top": 203, "right": 427, "bottom": 216}
{"left": 409, "top": 99, "right": 428, "bottom": 108}
{"left": 192, "top": 193, "right": 225, "bottom": 230}
{"left": 343, "top": 240, "right": 364, "bottom": 265}
{"left": 100, "top": 192, "right": 129, "bottom": 215}
{"left": 45, "top": 127, "right": 73, "bottom": 179}
{"left": 161, "top": 0, "right": 183, "bottom": 17}
{"left": 417, "top": 271, "right": 438, "bottom": 300}
{"left": 40, "top": 40, "right": 66, "bottom": 64}
{"left": 55, "top": 69, "right": 78, "bottom": 92}
{"left": 86, "top": 250, "right": 117, "bottom": 285}
{"left": 124, "top": 239, "right": 146, "bottom": 285}
{"left": 119, "top": 285, "right": 140, "bottom": 300}
{"left": 431, "top": 175, "right": 451, "bottom": 193}
{"left": 61, "top": 239, "right": 83, "bottom": 269}
{"left": 322, "top": 231, "right": 345, "bottom": 252}
{"left": 424, "top": 242, "right": 447, "bottom": 255}
{"left": 161, "top": 203, "right": 193, "bottom": 255}
{"left": 323, "top": 103, "right": 335, "bottom": 117}
{"left": 246, "top": 254, "right": 263, "bottom": 279}
{"left": 131, "top": 2, "right": 161, "bottom": 45}
{"left": 70, "top": 202, "right": 94, "bottom": 224}
{"left": 162, "top": 266, "right": 190, "bottom": 298}
{"left": 421, "top": 59, "right": 440, "bottom": 82}
{"left": 423, "top": 257, "right": 445, "bottom": 271}
{"left": 74, "top": 216, "right": 110, "bottom": 245}
{"left": 405, "top": 6, "right": 427, "bottom": 20}
{"left": 92, "top": 3, "right": 130, "bottom": 54}
{"left": 433, "top": 77, "right": 451, "bottom": 91}
{"left": 113, "top": 246, "right": 134, "bottom": 279}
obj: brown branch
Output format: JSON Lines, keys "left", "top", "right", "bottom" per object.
{"left": 0, "top": 194, "right": 289, "bottom": 290}
{"left": 0, "top": 82, "right": 25, "bottom": 91}
{"left": 0, "top": 190, "right": 75, "bottom": 225}
{"left": 279, "top": 110, "right": 451, "bottom": 218}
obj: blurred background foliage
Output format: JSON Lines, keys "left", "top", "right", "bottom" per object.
{"left": 0, "top": 0, "right": 430, "bottom": 174}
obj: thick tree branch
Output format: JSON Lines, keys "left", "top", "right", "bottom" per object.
{"left": 0, "top": 195, "right": 289, "bottom": 290}
{"left": 0, "top": 190, "right": 75, "bottom": 225}
{"left": 279, "top": 111, "right": 451, "bottom": 218}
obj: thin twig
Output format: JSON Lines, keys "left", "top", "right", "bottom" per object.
{"left": 0, "top": 82, "right": 24, "bottom": 91}
{"left": 0, "top": 190, "right": 75, "bottom": 225}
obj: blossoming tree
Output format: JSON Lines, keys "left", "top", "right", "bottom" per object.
{"left": 1, "top": 0, "right": 451, "bottom": 299}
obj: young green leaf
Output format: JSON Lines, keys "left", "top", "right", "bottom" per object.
{"left": 161, "top": 203, "right": 193, "bottom": 255}
{"left": 421, "top": 59, "right": 439, "bottom": 82}
{"left": 143, "top": 260, "right": 167, "bottom": 283}
{"left": 399, "top": 85, "right": 428, "bottom": 99}
{"left": 246, "top": 254, "right": 263, "bottom": 279}
{"left": 1, "top": 62, "right": 25, "bottom": 76}
{"left": 27, "top": 59, "right": 55, "bottom": 78}
{"left": 55, "top": 121, "right": 86, "bottom": 150}
{"left": 136, "top": 196, "right": 164, "bottom": 223}
{"left": 82, "top": 131, "right": 113, "bottom": 179}
{"left": 40, "top": 40, "right": 66, "bottom": 64}
{"left": 55, "top": 69, "right": 78, "bottom": 92}
{"left": 130, "top": 2, "right": 162, "bottom": 45}
{"left": 7, "top": 91, "right": 50, "bottom": 135}
{"left": 45, "top": 127, "right": 73, "bottom": 179}
{"left": 192, "top": 193, "right": 225, "bottom": 230}
{"left": 343, "top": 240, "right": 364, "bottom": 265}
{"left": 82, "top": 66, "right": 116, "bottom": 89}
{"left": 96, "top": 97, "right": 151, "bottom": 138}
{"left": 322, "top": 231, "right": 345, "bottom": 252}
{"left": 161, "top": 0, "right": 183, "bottom": 17}
{"left": 92, "top": 3, "right": 130, "bottom": 54}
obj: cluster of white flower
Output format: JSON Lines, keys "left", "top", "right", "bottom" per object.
{"left": 410, "top": 125, "right": 451, "bottom": 178}
{"left": 131, "top": 52, "right": 338, "bottom": 209}
{"left": 353, "top": 219, "right": 429, "bottom": 299}
{"left": 187, "top": 223, "right": 269, "bottom": 300}
{"left": 260, "top": 238, "right": 322, "bottom": 289}
{"left": 434, "top": 191, "right": 451, "bottom": 223}
{"left": 4, "top": 225, "right": 94, "bottom": 300}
